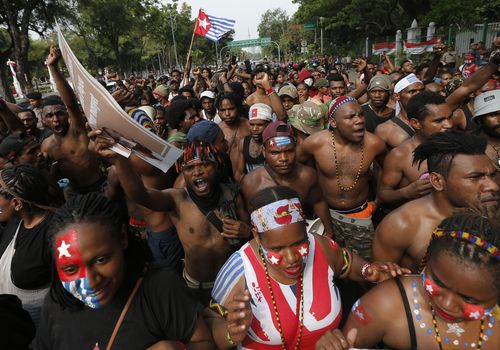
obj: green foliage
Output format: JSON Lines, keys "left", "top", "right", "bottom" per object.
{"left": 258, "top": 8, "right": 290, "bottom": 59}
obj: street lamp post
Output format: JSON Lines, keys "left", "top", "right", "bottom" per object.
{"left": 320, "top": 17, "right": 325, "bottom": 55}
{"left": 169, "top": 13, "right": 180, "bottom": 69}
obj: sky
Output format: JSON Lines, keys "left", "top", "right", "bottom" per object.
{"left": 172, "top": 0, "right": 299, "bottom": 40}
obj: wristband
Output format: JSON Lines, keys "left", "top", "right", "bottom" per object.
{"left": 265, "top": 87, "right": 274, "bottom": 96}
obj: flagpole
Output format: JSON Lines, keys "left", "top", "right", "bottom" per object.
{"left": 185, "top": 9, "right": 200, "bottom": 73}
{"left": 215, "top": 41, "right": 218, "bottom": 68}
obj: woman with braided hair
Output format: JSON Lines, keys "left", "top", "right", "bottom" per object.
{"left": 317, "top": 210, "right": 500, "bottom": 349}
{"left": 0, "top": 163, "right": 54, "bottom": 327}
{"left": 35, "top": 192, "right": 215, "bottom": 350}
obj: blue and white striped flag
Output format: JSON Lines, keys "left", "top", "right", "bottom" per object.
{"left": 195, "top": 10, "right": 235, "bottom": 42}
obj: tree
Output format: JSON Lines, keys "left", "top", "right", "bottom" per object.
{"left": 0, "top": 0, "right": 64, "bottom": 98}
{"left": 258, "top": 8, "right": 290, "bottom": 59}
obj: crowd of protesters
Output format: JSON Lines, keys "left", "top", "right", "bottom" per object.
{"left": 0, "top": 36, "right": 498, "bottom": 350}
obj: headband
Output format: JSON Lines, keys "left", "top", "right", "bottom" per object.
{"left": 251, "top": 197, "right": 304, "bottom": 232}
{"left": 432, "top": 228, "right": 500, "bottom": 260}
{"left": 176, "top": 142, "right": 221, "bottom": 171}
{"left": 394, "top": 73, "right": 422, "bottom": 93}
{"left": 328, "top": 96, "right": 356, "bottom": 119}
{"left": 266, "top": 136, "right": 294, "bottom": 148}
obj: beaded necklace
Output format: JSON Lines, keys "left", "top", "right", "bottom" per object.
{"left": 410, "top": 281, "right": 495, "bottom": 349}
{"left": 330, "top": 130, "right": 364, "bottom": 191}
{"left": 259, "top": 247, "right": 304, "bottom": 349}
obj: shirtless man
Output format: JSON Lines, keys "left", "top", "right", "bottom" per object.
{"left": 374, "top": 73, "right": 423, "bottom": 150}
{"left": 376, "top": 52, "right": 500, "bottom": 150}
{"left": 373, "top": 131, "right": 499, "bottom": 272}
{"left": 297, "top": 96, "right": 386, "bottom": 259}
{"left": 472, "top": 89, "right": 500, "bottom": 171}
{"left": 41, "top": 47, "right": 104, "bottom": 195}
{"left": 234, "top": 103, "right": 272, "bottom": 182}
{"left": 378, "top": 91, "right": 453, "bottom": 206}
{"left": 217, "top": 92, "right": 250, "bottom": 177}
{"left": 241, "top": 121, "right": 334, "bottom": 237}
{"left": 94, "top": 138, "right": 250, "bottom": 305}
{"left": 245, "top": 66, "right": 286, "bottom": 120}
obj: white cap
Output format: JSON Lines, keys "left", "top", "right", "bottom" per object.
{"left": 473, "top": 89, "right": 500, "bottom": 121}
{"left": 249, "top": 103, "right": 273, "bottom": 121}
{"left": 200, "top": 90, "right": 215, "bottom": 100}
{"left": 394, "top": 73, "right": 422, "bottom": 93}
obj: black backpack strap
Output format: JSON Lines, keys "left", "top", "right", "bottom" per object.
{"left": 391, "top": 117, "right": 415, "bottom": 137}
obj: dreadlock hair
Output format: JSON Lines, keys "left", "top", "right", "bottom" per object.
{"left": 421, "top": 209, "right": 500, "bottom": 290}
{"left": 176, "top": 141, "right": 223, "bottom": 172}
{"left": 216, "top": 92, "right": 243, "bottom": 114}
{"left": 412, "top": 130, "right": 486, "bottom": 177}
{"left": 48, "top": 192, "right": 150, "bottom": 310}
{"left": 407, "top": 90, "right": 446, "bottom": 122}
{"left": 0, "top": 163, "right": 51, "bottom": 210}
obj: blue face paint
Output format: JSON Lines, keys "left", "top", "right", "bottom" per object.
{"left": 62, "top": 277, "right": 102, "bottom": 309}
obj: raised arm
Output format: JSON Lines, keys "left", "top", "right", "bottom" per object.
{"left": 45, "top": 47, "right": 86, "bottom": 131}
{"left": 92, "top": 129, "right": 177, "bottom": 212}
{"left": 422, "top": 43, "right": 446, "bottom": 83}
{"left": 254, "top": 73, "right": 286, "bottom": 120}
{"left": 446, "top": 51, "right": 500, "bottom": 111}
{"left": 0, "top": 98, "right": 25, "bottom": 132}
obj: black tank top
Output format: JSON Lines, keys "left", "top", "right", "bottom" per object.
{"left": 362, "top": 104, "right": 395, "bottom": 133}
{"left": 243, "top": 136, "right": 265, "bottom": 173}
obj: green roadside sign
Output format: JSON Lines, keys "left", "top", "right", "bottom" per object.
{"left": 227, "top": 37, "right": 272, "bottom": 49}
{"left": 304, "top": 21, "right": 316, "bottom": 31}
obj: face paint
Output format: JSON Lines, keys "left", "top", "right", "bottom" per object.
{"left": 422, "top": 273, "right": 440, "bottom": 297}
{"left": 55, "top": 230, "right": 102, "bottom": 309}
{"left": 463, "top": 303, "right": 490, "bottom": 320}
{"left": 351, "top": 299, "right": 373, "bottom": 326}
{"left": 261, "top": 245, "right": 282, "bottom": 265}
{"left": 296, "top": 242, "right": 309, "bottom": 258}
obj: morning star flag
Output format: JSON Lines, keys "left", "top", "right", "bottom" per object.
{"left": 194, "top": 9, "right": 235, "bottom": 42}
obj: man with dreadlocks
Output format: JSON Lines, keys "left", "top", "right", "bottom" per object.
{"left": 373, "top": 131, "right": 499, "bottom": 272}
{"left": 94, "top": 134, "right": 251, "bottom": 305}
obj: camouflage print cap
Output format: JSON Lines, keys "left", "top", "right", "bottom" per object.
{"left": 288, "top": 101, "right": 325, "bottom": 135}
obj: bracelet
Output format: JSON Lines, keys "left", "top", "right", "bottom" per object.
{"left": 265, "top": 87, "right": 274, "bottom": 96}
{"left": 226, "top": 330, "right": 236, "bottom": 346}
{"left": 361, "top": 263, "right": 371, "bottom": 279}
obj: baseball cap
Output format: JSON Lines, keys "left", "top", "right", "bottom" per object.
{"left": 473, "top": 89, "right": 500, "bottom": 121}
{"left": 0, "top": 132, "right": 36, "bottom": 160}
{"left": 278, "top": 85, "right": 298, "bottom": 99}
{"left": 367, "top": 75, "right": 391, "bottom": 91}
{"left": 153, "top": 84, "right": 169, "bottom": 98}
{"left": 288, "top": 101, "right": 324, "bottom": 135}
{"left": 187, "top": 120, "right": 221, "bottom": 144}
{"left": 200, "top": 90, "right": 215, "bottom": 100}
{"left": 249, "top": 103, "right": 273, "bottom": 121}
{"left": 313, "top": 78, "right": 329, "bottom": 88}
{"left": 262, "top": 121, "right": 294, "bottom": 144}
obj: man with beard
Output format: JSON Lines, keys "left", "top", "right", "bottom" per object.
{"left": 240, "top": 121, "right": 334, "bottom": 237}
{"left": 217, "top": 92, "right": 250, "bottom": 177}
{"left": 378, "top": 91, "right": 453, "bottom": 206}
{"left": 361, "top": 75, "right": 395, "bottom": 133}
{"left": 373, "top": 131, "right": 499, "bottom": 272}
{"left": 40, "top": 47, "right": 104, "bottom": 196}
{"left": 473, "top": 89, "right": 500, "bottom": 170}
{"left": 297, "top": 96, "right": 386, "bottom": 259}
{"left": 234, "top": 103, "right": 272, "bottom": 182}
{"left": 94, "top": 137, "right": 250, "bottom": 305}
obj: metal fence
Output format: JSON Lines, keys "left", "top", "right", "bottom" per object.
{"left": 454, "top": 22, "right": 500, "bottom": 56}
